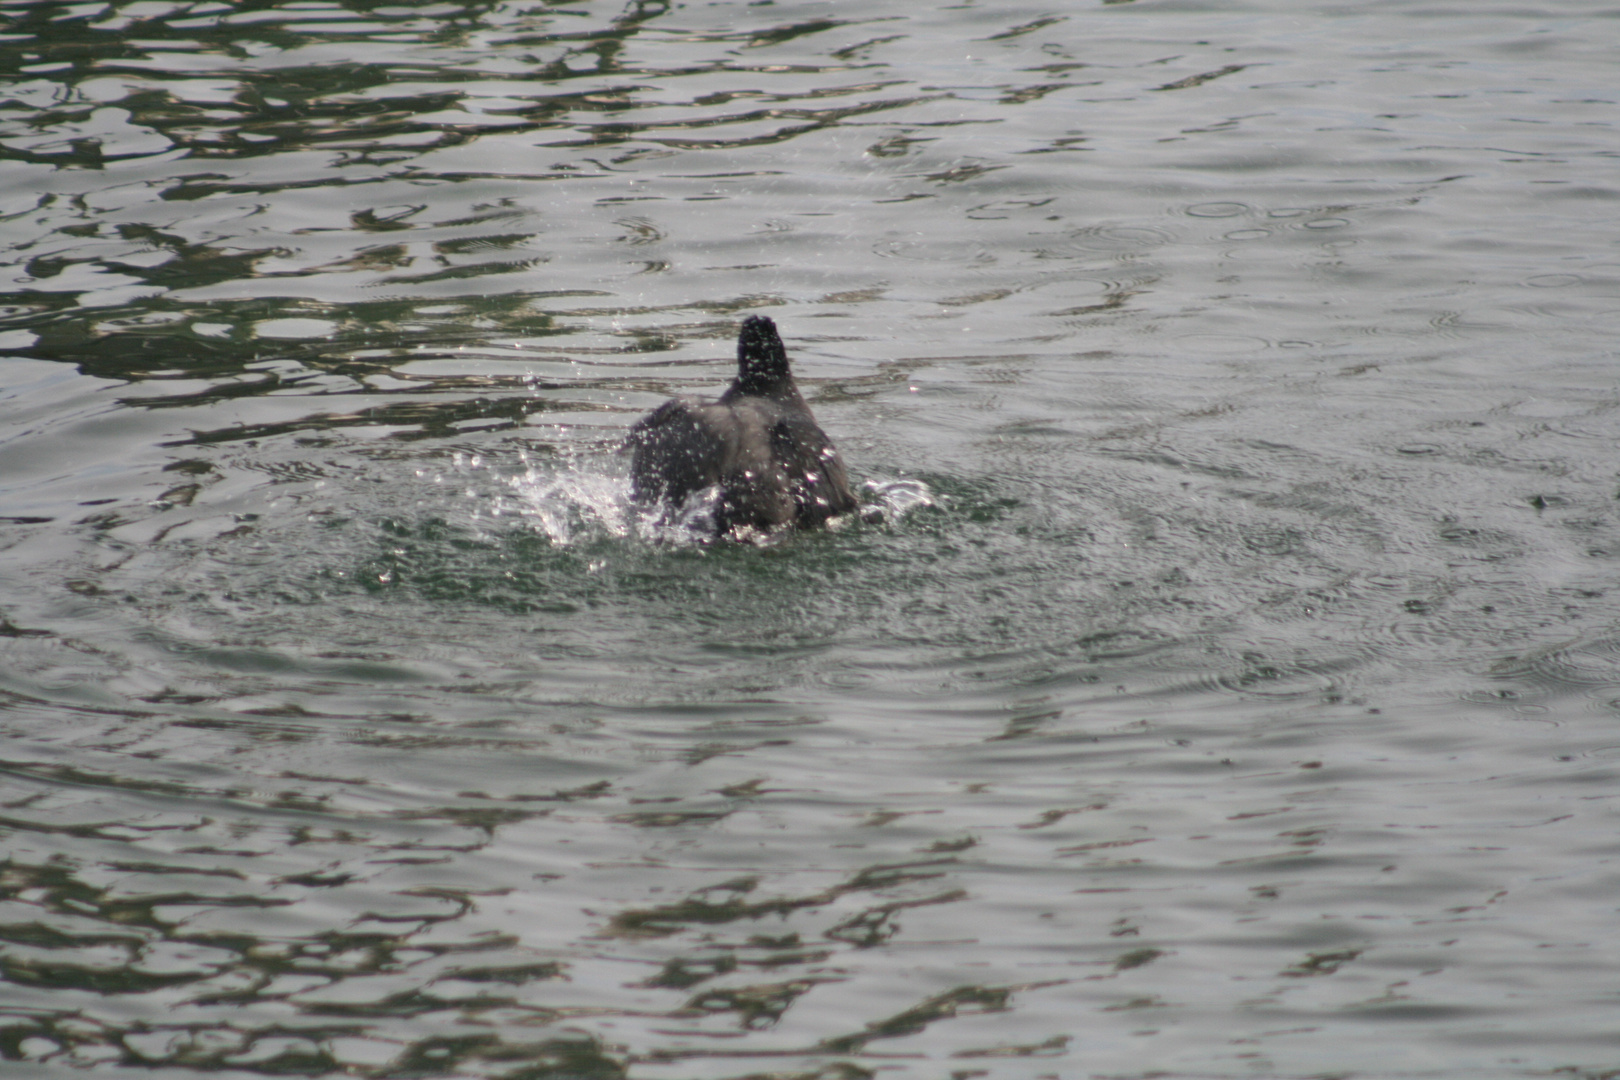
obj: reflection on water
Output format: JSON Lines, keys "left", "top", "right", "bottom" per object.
{"left": 5, "top": 1, "right": 1620, "bottom": 1077}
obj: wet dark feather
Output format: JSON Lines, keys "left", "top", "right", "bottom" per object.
{"left": 627, "top": 315, "right": 857, "bottom": 533}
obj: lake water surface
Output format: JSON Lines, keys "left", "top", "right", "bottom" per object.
{"left": 3, "top": 2, "right": 1620, "bottom": 1077}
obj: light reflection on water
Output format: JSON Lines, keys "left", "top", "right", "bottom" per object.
{"left": 3, "top": 1, "right": 1620, "bottom": 1077}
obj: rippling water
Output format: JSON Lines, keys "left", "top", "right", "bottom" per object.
{"left": 4, "top": 2, "right": 1620, "bottom": 1077}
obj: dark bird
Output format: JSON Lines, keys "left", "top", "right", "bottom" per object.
{"left": 627, "top": 315, "right": 857, "bottom": 535}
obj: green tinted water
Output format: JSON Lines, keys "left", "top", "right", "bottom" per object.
{"left": 4, "top": 2, "right": 1620, "bottom": 1077}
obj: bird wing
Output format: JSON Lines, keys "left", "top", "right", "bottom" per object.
{"left": 769, "top": 411, "right": 857, "bottom": 525}
{"left": 627, "top": 398, "right": 727, "bottom": 505}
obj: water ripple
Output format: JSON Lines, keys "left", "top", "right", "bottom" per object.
{"left": 4, "top": 1, "right": 1620, "bottom": 1076}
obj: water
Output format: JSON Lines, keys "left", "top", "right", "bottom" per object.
{"left": 3, "top": 1, "right": 1620, "bottom": 1076}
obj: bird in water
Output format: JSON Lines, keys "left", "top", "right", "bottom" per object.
{"left": 627, "top": 315, "right": 857, "bottom": 536}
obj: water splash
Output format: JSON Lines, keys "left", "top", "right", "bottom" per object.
{"left": 494, "top": 459, "right": 936, "bottom": 547}
{"left": 499, "top": 457, "right": 634, "bottom": 546}
{"left": 861, "top": 477, "right": 937, "bottom": 524}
